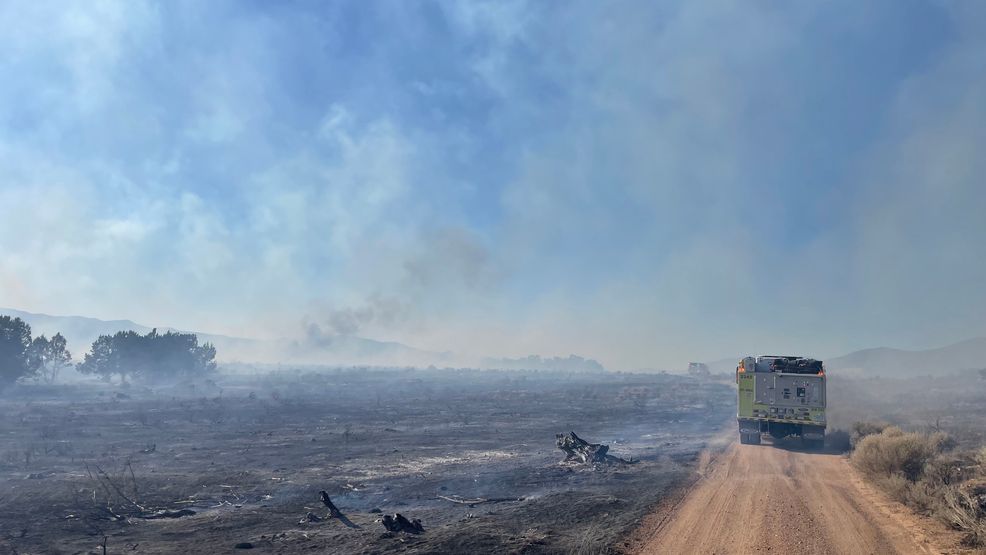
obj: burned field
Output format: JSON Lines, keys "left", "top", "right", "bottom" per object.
{"left": 0, "top": 369, "right": 732, "bottom": 554}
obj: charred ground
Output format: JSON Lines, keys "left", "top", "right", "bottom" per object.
{"left": 0, "top": 369, "right": 732, "bottom": 554}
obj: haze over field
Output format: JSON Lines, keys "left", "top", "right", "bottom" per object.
{"left": 2, "top": 1, "right": 985, "bottom": 369}
{"left": 0, "top": 307, "right": 608, "bottom": 372}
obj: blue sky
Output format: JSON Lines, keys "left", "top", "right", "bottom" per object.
{"left": 1, "top": 1, "right": 984, "bottom": 369}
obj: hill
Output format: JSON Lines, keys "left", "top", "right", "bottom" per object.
{"left": 825, "top": 337, "right": 986, "bottom": 377}
{"left": 703, "top": 339, "right": 986, "bottom": 378}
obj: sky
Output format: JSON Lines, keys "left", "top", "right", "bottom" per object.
{"left": 1, "top": 0, "right": 985, "bottom": 370}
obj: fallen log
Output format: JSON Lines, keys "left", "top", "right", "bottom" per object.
{"left": 139, "top": 508, "right": 196, "bottom": 519}
{"left": 319, "top": 491, "right": 343, "bottom": 518}
{"left": 317, "top": 491, "right": 359, "bottom": 529}
{"left": 556, "top": 431, "right": 634, "bottom": 464}
{"left": 437, "top": 495, "right": 523, "bottom": 506}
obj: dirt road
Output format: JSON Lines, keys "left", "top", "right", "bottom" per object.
{"left": 638, "top": 441, "right": 961, "bottom": 555}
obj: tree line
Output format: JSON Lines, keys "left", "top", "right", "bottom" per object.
{"left": 0, "top": 315, "right": 216, "bottom": 389}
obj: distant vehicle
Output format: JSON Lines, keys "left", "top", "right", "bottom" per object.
{"left": 735, "top": 356, "right": 826, "bottom": 448}
{"left": 687, "top": 362, "right": 710, "bottom": 377}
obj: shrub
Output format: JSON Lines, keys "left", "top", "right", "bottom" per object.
{"left": 852, "top": 428, "right": 937, "bottom": 482}
{"left": 875, "top": 473, "right": 912, "bottom": 504}
{"left": 851, "top": 420, "right": 890, "bottom": 447}
{"left": 940, "top": 484, "right": 986, "bottom": 547}
{"left": 922, "top": 455, "right": 967, "bottom": 488}
{"left": 881, "top": 425, "right": 905, "bottom": 438}
{"left": 929, "top": 431, "right": 958, "bottom": 454}
{"left": 851, "top": 421, "right": 986, "bottom": 547}
{"left": 875, "top": 474, "right": 938, "bottom": 514}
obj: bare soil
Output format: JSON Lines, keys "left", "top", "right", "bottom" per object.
{"left": 632, "top": 370, "right": 986, "bottom": 555}
{"left": 0, "top": 369, "right": 732, "bottom": 554}
{"left": 636, "top": 437, "right": 973, "bottom": 554}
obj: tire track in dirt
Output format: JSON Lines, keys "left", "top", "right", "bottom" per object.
{"left": 636, "top": 441, "right": 965, "bottom": 555}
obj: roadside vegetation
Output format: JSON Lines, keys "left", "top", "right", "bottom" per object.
{"left": 851, "top": 421, "right": 986, "bottom": 547}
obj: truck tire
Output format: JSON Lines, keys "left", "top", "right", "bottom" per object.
{"left": 740, "top": 432, "right": 760, "bottom": 445}
{"left": 804, "top": 437, "right": 823, "bottom": 450}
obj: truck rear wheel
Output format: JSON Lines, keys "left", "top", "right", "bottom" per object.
{"left": 740, "top": 432, "right": 761, "bottom": 445}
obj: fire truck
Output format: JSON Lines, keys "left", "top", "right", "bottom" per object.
{"left": 736, "top": 356, "right": 826, "bottom": 448}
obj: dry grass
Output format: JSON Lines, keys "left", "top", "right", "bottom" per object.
{"left": 941, "top": 485, "right": 986, "bottom": 547}
{"left": 852, "top": 422, "right": 986, "bottom": 547}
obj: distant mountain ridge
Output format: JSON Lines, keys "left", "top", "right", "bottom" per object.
{"left": 825, "top": 337, "right": 986, "bottom": 377}
{"left": 703, "top": 338, "right": 986, "bottom": 378}
{"left": 0, "top": 308, "right": 607, "bottom": 372}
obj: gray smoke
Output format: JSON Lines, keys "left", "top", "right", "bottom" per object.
{"left": 402, "top": 227, "right": 494, "bottom": 291}
{"left": 305, "top": 227, "right": 496, "bottom": 341}
{"left": 307, "top": 295, "right": 409, "bottom": 340}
